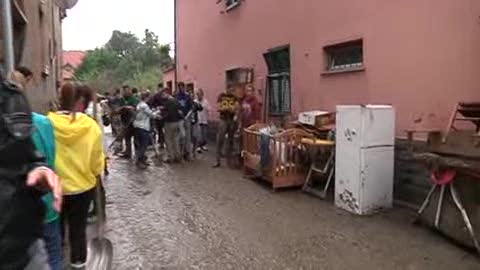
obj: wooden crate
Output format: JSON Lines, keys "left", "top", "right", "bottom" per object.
{"left": 243, "top": 124, "right": 314, "bottom": 190}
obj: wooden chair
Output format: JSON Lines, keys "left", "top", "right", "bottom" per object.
{"left": 443, "top": 102, "right": 480, "bottom": 143}
{"left": 301, "top": 138, "right": 335, "bottom": 199}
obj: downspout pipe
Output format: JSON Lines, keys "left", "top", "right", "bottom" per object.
{"left": 174, "top": 0, "right": 178, "bottom": 92}
{"left": 2, "top": 0, "right": 15, "bottom": 73}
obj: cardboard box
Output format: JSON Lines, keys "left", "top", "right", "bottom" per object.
{"left": 298, "top": 111, "right": 335, "bottom": 127}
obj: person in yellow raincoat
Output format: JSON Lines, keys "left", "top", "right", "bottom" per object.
{"left": 48, "top": 83, "right": 104, "bottom": 269}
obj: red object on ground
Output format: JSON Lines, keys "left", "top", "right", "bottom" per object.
{"left": 431, "top": 170, "right": 456, "bottom": 185}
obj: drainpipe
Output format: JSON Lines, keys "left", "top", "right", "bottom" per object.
{"left": 2, "top": 0, "right": 15, "bottom": 73}
{"left": 174, "top": 0, "right": 178, "bottom": 92}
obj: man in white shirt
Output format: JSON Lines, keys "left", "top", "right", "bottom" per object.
{"left": 196, "top": 88, "right": 211, "bottom": 152}
{"left": 133, "top": 92, "right": 159, "bottom": 168}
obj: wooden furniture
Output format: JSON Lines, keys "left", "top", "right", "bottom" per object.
{"left": 414, "top": 153, "right": 480, "bottom": 255}
{"left": 443, "top": 102, "right": 480, "bottom": 143}
{"left": 242, "top": 123, "right": 314, "bottom": 190}
{"left": 301, "top": 138, "right": 335, "bottom": 199}
{"left": 407, "top": 128, "right": 480, "bottom": 254}
{"left": 405, "top": 128, "right": 441, "bottom": 151}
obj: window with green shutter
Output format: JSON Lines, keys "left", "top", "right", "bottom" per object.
{"left": 264, "top": 46, "right": 291, "bottom": 115}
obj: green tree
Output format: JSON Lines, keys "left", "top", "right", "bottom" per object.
{"left": 75, "top": 48, "right": 120, "bottom": 81}
{"left": 106, "top": 31, "right": 140, "bottom": 57}
{"left": 74, "top": 29, "right": 172, "bottom": 91}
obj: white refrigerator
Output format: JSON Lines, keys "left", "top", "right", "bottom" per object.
{"left": 335, "top": 105, "right": 395, "bottom": 215}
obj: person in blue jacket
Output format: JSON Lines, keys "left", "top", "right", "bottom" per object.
{"left": 175, "top": 82, "right": 194, "bottom": 160}
{"left": 32, "top": 112, "right": 63, "bottom": 270}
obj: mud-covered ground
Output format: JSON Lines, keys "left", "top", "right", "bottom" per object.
{"left": 100, "top": 151, "right": 479, "bottom": 270}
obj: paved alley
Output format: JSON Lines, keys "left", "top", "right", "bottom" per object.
{"left": 102, "top": 153, "right": 479, "bottom": 270}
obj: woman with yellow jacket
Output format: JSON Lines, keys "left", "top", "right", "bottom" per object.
{"left": 48, "top": 83, "right": 105, "bottom": 269}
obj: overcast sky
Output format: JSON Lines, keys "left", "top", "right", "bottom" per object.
{"left": 62, "top": 0, "right": 174, "bottom": 51}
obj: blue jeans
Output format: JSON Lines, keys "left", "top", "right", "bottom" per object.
{"left": 43, "top": 220, "right": 63, "bottom": 270}
{"left": 199, "top": 123, "right": 208, "bottom": 147}
{"left": 134, "top": 128, "right": 150, "bottom": 163}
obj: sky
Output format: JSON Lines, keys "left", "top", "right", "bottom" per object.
{"left": 62, "top": 0, "right": 174, "bottom": 51}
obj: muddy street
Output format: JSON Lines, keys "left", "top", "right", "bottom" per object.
{"left": 102, "top": 153, "right": 478, "bottom": 270}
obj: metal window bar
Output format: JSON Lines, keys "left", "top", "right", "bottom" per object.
{"left": 267, "top": 72, "right": 291, "bottom": 115}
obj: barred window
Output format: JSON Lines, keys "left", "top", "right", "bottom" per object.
{"left": 325, "top": 40, "right": 363, "bottom": 72}
{"left": 264, "top": 46, "right": 291, "bottom": 115}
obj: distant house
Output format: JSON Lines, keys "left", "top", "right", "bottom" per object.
{"left": 62, "top": 50, "right": 86, "bottom": 82}
{"left": 163, "top": 65, "right": 175, "bottom": 93}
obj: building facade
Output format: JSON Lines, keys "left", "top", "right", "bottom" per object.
{"left": 62, "top": 50, "right": 86, "bottom": 81}
{"left": 1, "top": 0, "right": 77, "bottom": 112}
{"left": 163, "top": 66, "right": 175, "bottom": 93}
{"left": 176, "top": 0, "right": 480, "bottom": 135}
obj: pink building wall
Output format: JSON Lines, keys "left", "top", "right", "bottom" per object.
{"left": 176, "top": 0, "right": 480, "bottom": 135}
{"left": 163, "top": 68, "right": 175, "bottom": 93}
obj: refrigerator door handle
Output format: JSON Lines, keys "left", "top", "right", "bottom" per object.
{"left": 361, "top": 145, "right": 394, "bottom": 150}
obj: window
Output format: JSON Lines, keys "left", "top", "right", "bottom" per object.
{"left": 186, "top": 83, "right": 194, "bottom": 93}
{"left": 324, "top": 39, "right": 363, "bottom": 72}
{"left": 226, "top": 68, "right": 253, "bottom": 88}
{"left": 225, "top": 0, "right": 241, "bottom": 11}
{"left": 267, "top": 74, "right": 291, "bottom": 115}
{"left": 264, "top": 46, "right": 291, "bottom": 115}
{"left": 12, "top": 0, "right": 27, "bottom": 66}
{"left": 166, "top": 81, "right": 173, "bottom": 91}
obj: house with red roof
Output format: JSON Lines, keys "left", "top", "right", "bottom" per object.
{"left": 62, "top": 50, "right": 86, "bottom": 81}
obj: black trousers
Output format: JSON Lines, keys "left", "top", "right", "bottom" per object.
{"left": 61, "top": 189, "right": 94, "bottom": 264}
{"left": 123, "top": 125, "right": 135, "bottom": 156}
{"left": 216, "top": 119, "right": 236, "bottom": 163}
{"left": 134, "top": 128, "right": 150, "bottom": 163}
{"left": 154, "top": 119, "right": 165, "bottom": 146}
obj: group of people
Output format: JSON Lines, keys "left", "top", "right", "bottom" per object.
{"left": 104, "top": 82, "right": 212, "bottom": 167}
{"left": 103, "top": 81, "right": 262, "bottom": 169}
{"left": 1, "top": 68, "right": 105, "bottom": 269}
{"left": 0, "top": 65, "right": 262, "bottom": 269}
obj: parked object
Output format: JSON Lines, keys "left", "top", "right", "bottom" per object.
{"left": 335, "top": 105, "right": 395, "bottom": 215}
{"left": 243, "top": 123, "right": 314, "bottom": 190}
{"left": 409, "top": 105, "right": 480, "bottom": 253}
{"left": 413, "top": 153, "right": 480, "bottom": 254}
